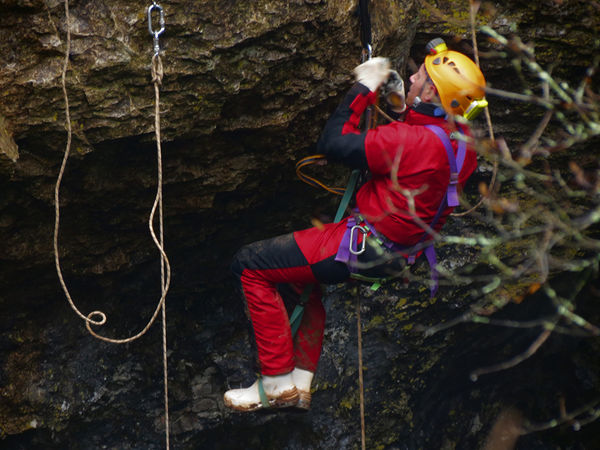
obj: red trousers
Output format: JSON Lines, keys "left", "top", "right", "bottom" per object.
{"left": 231, "top": 219, "right": 351, "bottom": 375}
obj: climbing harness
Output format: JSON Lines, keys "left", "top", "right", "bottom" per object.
{"left": 55, "top": 1, "right": 171, "bottom": 448}
{"left": 333, "top": 124, "right": 467, "bottom": 296}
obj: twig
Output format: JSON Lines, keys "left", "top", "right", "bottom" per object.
{"left": 524, "top": 399, "right": 600, "bottom": 433}
{"left": 470, "top": 328, "right": 552, "bottom": 381}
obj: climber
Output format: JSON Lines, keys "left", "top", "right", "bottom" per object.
{"left": 224, "top": 38, "right": 487, "bottom": 412}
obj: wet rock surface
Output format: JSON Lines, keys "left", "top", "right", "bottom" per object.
{"left": 1, "top": 0, "right": 599, "bottom": 448}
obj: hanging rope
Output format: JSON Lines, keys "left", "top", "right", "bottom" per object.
{"left": 356, "top": 2, "right": 371, "bottom": 448}
{"left": 295, "top": 3, "right": 370, "bottom": 445}
{"left": 55, "top": 0, "right": 171, "bottom": 447}
{"left": 355, "top": 288, "right": 366, "bottom": 450}
{"left": 451, "top": 0, "right": 498, "bottom": 217}
{"left": 147, "top": 4, "right": 170, "bottom": 448}
{"left": 56, "top": 0, "right": 171, "bottom": 343}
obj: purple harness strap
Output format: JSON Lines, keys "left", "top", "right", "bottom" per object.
{"left": 420, "top": 125, "right": 466, "bottom": 295}
{"left": 335, "top": 125, "right": 466, "bottom": 296}
{"left": 424, "top": 124, "right": 466, "bottom": 208}
{"left": 335, "top": 216, "right": 360, "bottom": 272}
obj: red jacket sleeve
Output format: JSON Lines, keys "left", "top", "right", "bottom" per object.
{"left": 316, "top": 83, "right": 376, "bottom": 169}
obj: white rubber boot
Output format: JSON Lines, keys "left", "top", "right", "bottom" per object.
{"left": 292, "top": 368, "right": 314, "bottom": 410}
{"left": 224, "top": 373, "right": 298, "bottom": 412}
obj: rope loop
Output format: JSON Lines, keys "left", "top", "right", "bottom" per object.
{"left": 56, "top": 0, "right": 170, "bottom": 446}
{"left": 87, "top": 311, "right": 107, "bottom": 326}
{"left": 56, "top": 0, "right": 171, "bottom": 345}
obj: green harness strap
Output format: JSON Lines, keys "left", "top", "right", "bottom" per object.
{"left": 334, "top": 169, "right": 361, "bottom": 223}
{"left": 349, "top": 272, "right": 397, "bottom": 291}
{"left": 289, "top": 169, "right": 361, "bottom": 336}
{"left": 257, "top": 376, "right": 270, "bottom": 408}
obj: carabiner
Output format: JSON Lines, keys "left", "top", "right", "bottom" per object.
{"left": 148, "top": 3, "right": 165, "bottom": 55}
{"left": 361, "top": 44, "right": 373, "bottom": 63}
{"left": 349, "top": 225, "right": 368, "bottom": 255}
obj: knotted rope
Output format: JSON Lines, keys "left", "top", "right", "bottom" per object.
{"left": 55, "top": 0, "right": 171, "bottom": 447}
{"left": 55, "top": 0, "right": 171, "bottom": 345}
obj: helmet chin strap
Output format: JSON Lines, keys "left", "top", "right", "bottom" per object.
{"left": 411, "top": 97, "right": 446, "bottom": 117}
{"left": 409, "top": 72, "right": 445, "bottom": 117}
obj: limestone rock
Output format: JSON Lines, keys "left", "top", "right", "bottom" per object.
{"left": 1, "top": 0, "right": 599, "bottom": 448}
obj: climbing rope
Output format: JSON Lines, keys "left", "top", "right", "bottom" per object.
{"left": 295, "top": 0, "right": 373, "bottom": 200}
{"left": 451, "top": 0, "right": 498, "bottom": 217}
{"left": 294, "top": 3, "right": 370, "bottom": 445}
{"left": 56, "top": 0, "right": 171, "bottom": 343}
{"left": 147, "top": 3, "right": 170, "bottom": 447}
{"left": 356, "top": 2, "right": 371, "bottom": 448}
{"left": 355, "top": 288, "right": 366, "bottom": 450}
{"left": 55, "top": 0, "right": 170, "bottom": 447}
{"left": 295, "top": 154, "right": 346, "bottom": 196}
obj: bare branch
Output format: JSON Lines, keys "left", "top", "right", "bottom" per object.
{"left": 470, "top": 328, "right": 553, "bottom": 381}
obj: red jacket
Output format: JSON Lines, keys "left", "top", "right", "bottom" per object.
{"left": 317, "top": 83, "right": 477, "bottom": 246}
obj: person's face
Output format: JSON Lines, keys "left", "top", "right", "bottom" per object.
{"left": 406, "top": 64, "right": 436, "bottom": 106}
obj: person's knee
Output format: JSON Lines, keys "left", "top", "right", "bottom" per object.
{"left": 231, "top": 244, "right": 255, "bottom": 279}
{"left": 307, "top": 296, "right": 326, "bottom": 327}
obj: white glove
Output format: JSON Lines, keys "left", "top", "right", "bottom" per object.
{"left": 353, "top": 57, "right": 391, "bottom": 92}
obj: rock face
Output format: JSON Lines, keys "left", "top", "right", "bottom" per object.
{"left": 1, "top": 0, "right": 599, "bottom": 449}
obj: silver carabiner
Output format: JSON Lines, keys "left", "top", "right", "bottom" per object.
{"left": 349, "top": 225, "right": 368, "bottom": 255}
{"left": 361, "top": 44, "right": 373, "bottom": 63}
{"left": 148, "top": 3, "right": 165, "bottom": 55}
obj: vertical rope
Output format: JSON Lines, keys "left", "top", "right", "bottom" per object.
{"left": 357, "top": 3, "right": 371, "bottom": 443}
{"left": 56, "top": 0, "right": 172, "bottom": 344}
{"left": 56, "top": 0, "right": 171, "bottom": 447}
{"left": 152, "top": 52, "right": 170, "bottom": 450}
{"left": 55, "top": 0, "right": 108, "bottom": 329}
{"left": 451, "top": 0, "right": 498, "bottom": 217}
{"left": 469, "top": 0, "right": 495, "bottom": 143}
{"left": 356, "top": 291, "right": 366, "bottom": 450}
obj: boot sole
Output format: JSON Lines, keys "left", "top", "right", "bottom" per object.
{"left": 224, "top": 387, "right": 299, "bottom": 412}
{"left": 294, "top": 390, "right": 311, "bottom": 411}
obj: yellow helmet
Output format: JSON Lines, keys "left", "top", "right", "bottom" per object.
{"left": 424, "top": 38, "right": 488, "bottom": 120}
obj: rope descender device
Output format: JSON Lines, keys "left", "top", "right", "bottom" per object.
{"left": 148, "top": 1, "right": 165, "bottom": 57}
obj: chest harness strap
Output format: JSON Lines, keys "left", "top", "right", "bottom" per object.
{"left": 335, "top": 124, "right": 467, "bottom": 297}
